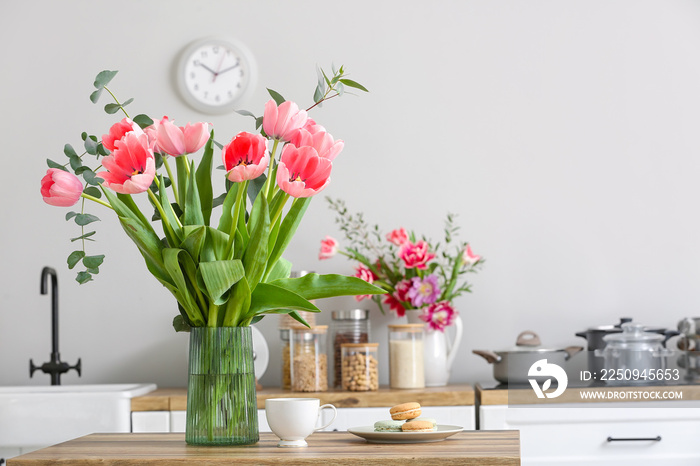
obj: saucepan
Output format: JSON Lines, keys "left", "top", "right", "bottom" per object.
{"left": 473, "top": 331, "right": 583, "bottom": 384}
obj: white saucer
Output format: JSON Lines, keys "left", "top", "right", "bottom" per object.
{"left": 347, "top": 425, "right": 463, "bottom": 443}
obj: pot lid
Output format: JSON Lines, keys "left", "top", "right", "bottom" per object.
{"left": 603, "top": 322, "right": 664, "bottom": 343}
{"left": 577, "top": 317, "right": 666, "bottom": 335}
{"left": 502, "top": 331, "right": 566, "bottom": 353}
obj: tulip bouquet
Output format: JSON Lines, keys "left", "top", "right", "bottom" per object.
{"left": 40, "top": 68, "right": 385, "bottom": 330}
{"left": 319, "top": 198, "right": 483, "bottom": 331}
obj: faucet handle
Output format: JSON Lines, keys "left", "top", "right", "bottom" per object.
{"left": 29, "top": 359, "right": 39, "bottom": 378}
{"left": 70, "top": 358, "right": 82, "bottom": 377}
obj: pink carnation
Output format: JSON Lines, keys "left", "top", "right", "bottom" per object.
{"left": 383, "top": 279, "right": 412, "bottom": 317}
{"left": 419, "top": 301, "right": 457, "bottom": 332}
{"left": 399, "top": 240, "right": 435, "bottom": 270}
{"left": 318, "top": 236, "right": 339, "bottom": 260}
{"left": 353, "top": 264, "right": 377, "bottom": 301}
{"left": 386, "top": 227, "right": 409, "bottom": 246}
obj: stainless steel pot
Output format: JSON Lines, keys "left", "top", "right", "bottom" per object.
{"left": 575, "top": 318, "right": 678, "bottom": 373}
{"left": 473, "top": 331, "right": 582, "bottom": 384}
{"left": 594, "top": 323, "right": 673, "bottom": 385}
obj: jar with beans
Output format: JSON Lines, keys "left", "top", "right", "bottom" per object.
{"left": 341, "top": 343, "right": 379, "bottom": 391}
{"left": 330, "top": 309, "right": 370, "bottom": 388}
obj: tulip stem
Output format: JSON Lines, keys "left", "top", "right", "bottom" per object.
{"left": 81, "top": 192, "right": 113, "bottom": 209}
{"left": 262, "top": 139, "right": 280, "bottom": 200}
{"left": 224, "top": 180, "right": 248, "bottom": 259}
{"left": 162, "top": 157, "right": 180, "bottom": 204}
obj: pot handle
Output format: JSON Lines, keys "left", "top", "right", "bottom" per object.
{"left": 472, "top": 350, "right": 501, "bottom": 364}
{"left": 661, "top": 330, "right": 680, "bottom": 348}
{"left": 678, "top": 336, "right": 696, "bottom": 351}
{"left": 563, "top": 346, "right": 584, "bottom": 360}
{"left": 516, "top": 330, "right": 541, "bottom": 347}
{"left": 575, "top": 331, "right": 588, "bottom": 340}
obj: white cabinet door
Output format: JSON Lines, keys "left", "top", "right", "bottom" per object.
{"left": 480, "top": 402, "right": 700, "bottom": 465}
{"left": 131, "top": 411, "right": 170, "bottom": 433}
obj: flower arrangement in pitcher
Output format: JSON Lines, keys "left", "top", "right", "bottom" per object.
{"left": 40, "top": 67, "right": 385, "bottom": 330}
{"left": 319, "top": 198, "right": 483, "bottom": 331}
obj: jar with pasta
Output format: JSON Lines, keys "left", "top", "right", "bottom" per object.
{"left": 290, "top": 325, "right": 328, "bottom": 392}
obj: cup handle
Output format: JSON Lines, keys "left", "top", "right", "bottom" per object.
{"left": 314, "top": 404, "right": 337, "bottom": 432}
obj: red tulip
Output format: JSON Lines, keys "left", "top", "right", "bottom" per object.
{"left": 275, "top": 145, "right": 331, "bottom": 198}
{"left": 155, "top": 116, "right": 209, "bottom": 156}
{"left": 97, "top": 132, "right": 156, "bottom": 194}
{"left": 222, "top": 132, "right": 269, "bottom": 182}
{"left": 102, "top": 118, "right": 143, "bottom": 152}
{"left": 41, "top": 168, "right": 83, "bottom": 207}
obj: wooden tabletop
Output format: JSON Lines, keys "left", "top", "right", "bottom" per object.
{"left": 132, "top": 384, "right": 476, "bottom": 411}
{"left": 476, "top": 382, "right": 700, "bottom": 405}
{"left": 7, "top": 431, "right": 520, "bottom": 465}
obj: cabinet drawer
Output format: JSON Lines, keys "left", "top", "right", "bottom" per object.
{"left": 481, "top": 404, "right": 700, "bottom": 465}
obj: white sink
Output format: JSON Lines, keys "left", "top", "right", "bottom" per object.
{"left": 0, "top": 383, "right": 156, "bottom": 449}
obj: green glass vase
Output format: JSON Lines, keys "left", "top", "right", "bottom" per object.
{"left": 185, "top": 326, "right": 259, "bottom": 445}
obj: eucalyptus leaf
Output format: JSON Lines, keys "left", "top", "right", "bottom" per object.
{"left": 84, "top": 136, "right": 98, "bottom": 155}
{"left": 65, "top": 211, "right": 79, "bottom": 221}
{"left": 104, "top": 103, "right": 121, "bottom": 114}
{"left": 76, "top": 271, "right": 93, "bottom": 284}
{"left": 70, "top": 231, "right": 96, "bottom": 242}
{"left": 67, "top": 251, "right": 85, "bottom": 269}
{"left": 172, "top": 315, "right": 191, "bottom": 332}
{"left": 47, "top": 159, "right": 67, "bottom": 170}
{"left": 83, "top": 169, "right": 103, "bottom": 186}
{"left": 93, "top": 70, "right": 118, "bottom": 89}
{"left": 133, "top": 114, "right": 154, "bottom": 129}
{"left": 339, "top": 78, "right": 369, "bottom": 92}
{"left": 267, "top": 88, "right": 285, "bottom": 105}
{"left": 83, "top": 186, "right": 101, "bottom": 198}
{"left": 121, "top": 98, "right": 134, "bottom": 107}
{"left": 64, "top": 144, "right": 78, "bottom": 158}
{"left": 75, "top": 213, "right": 100, "bottom": 226}
{"left": 82, "top": 254, "right": 105, "bottom": 269}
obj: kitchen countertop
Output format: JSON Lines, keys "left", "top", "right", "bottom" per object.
{"left": 131, "top": 384, "right": 475, "bottom": 411}
{"left": 6, "top": 431, "right": 521, "bottom": 465}
{"left": 476, "top": 381, "right": 700, "bottom": 405}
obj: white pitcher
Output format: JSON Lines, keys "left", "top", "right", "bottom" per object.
{"left": 406, "top": 310, "right": 463, "bottom": 386}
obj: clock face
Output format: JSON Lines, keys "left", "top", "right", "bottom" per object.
{"left": 176, "top": 38, "right": 256, "bottom": 114}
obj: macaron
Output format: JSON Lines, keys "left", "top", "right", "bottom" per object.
{"left": 405, "top": 417, "right": 437, "bottom": 431}
{"left": 390, "top": 402, "right": 422, "bottom": 420}
{"left": 401, "top": 420, "right": 435, "bottom": 432}
{"left": 373, "top": 420, "right": 405, "bottom": 432}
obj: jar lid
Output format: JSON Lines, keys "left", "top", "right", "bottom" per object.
{"left": 332, "top": 309, "right": 369, "bottom": 320}
{"left": 388, "top": 323, "right": 424, "bottom": 332}
{"left": 291, "top": 325, "right": 328, "bottom": 334}
{"left": 603, "top": 322, "right": 664, "bottom": 343}
{"left": 341, "top": 342, "right": 379, "bottom": 348}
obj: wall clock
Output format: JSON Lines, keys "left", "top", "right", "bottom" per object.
{"left": 176, "top": 37, "right": 257, "bottom": 114}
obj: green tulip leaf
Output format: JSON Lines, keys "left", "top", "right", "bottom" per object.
{"left": 242, "top": 192, "right": 269, "bottom": 290}
{"left": 248, "top": 282, "right": 319, "bottom": 317}
{"left": 222, "top": 277, "right": 251, "bottom": 326}
{"left": 270, "top": 273, "right": 387, "bottom": 301}
{"left": 195, "top": 131, "right": 214, "bottom": 226}
{"left": 197, "top": 259, "right": 245, "bottom": 305}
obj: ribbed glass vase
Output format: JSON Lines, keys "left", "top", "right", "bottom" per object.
{"left": 185, "top": 326, "right": 259, "bottom": 445}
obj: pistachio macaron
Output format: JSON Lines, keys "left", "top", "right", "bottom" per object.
{"left": 373, "top": 420, "right": 405, "bottom": 432}
{"left": 389, "top": 402, "right": 422, "bottom": 420}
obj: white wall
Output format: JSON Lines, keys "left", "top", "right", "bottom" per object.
{"left": 2, "top": 0, "right": 700, "bottom": 389}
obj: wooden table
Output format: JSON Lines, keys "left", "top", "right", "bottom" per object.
{"left": 7, "top": 431, "right": 521, "bottom": 465}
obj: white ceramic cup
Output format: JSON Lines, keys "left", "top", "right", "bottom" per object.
{"left": 265, "top": 398, "right": 337, "bottom": 447}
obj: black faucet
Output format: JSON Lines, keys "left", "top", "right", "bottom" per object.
{"left": 30, "top": 267, "right": 81, "bottom": 385}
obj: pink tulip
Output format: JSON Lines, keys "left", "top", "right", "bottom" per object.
{"left": 383, "top": 279, "right": 412, "bottom": 317}
{"left": 386, "top": 227, "right": 409, "bottom": 246}
{"left": 155, "top": 116, "right": 210, "bottom": 156}
{"left": 300, "top": 118, "right": 326, "bottom": 135}
{"left": 399, "top": 240, "right": 435, "bottom": 270}
{"left": 41, "top": 168, "right": 83, "bottom": 207}
{"left": 262, "top": 100, "right": 308, "bottom": 142}
{"left": 97, "top": 132, "right": 156, "bottom": 194}
{"left": 419, "top": 301, "right": 458, "bottom": 332}
{"left": 276, "top": 145, "right": 332, "bottom": 198}
{"left": 318, "top": 235, "right": 339, "bottom": 260}
{"left": 102, "top": 118, "right": 143, "bottom": 152}
{"left": 353, "top": 264, "right": 378, "bottom": 301}
{"left": 222, "top": 132, "right": 269, "bottom": 183}
{"left": 289, "top": 127, "right": 344, "bottom": 161}
{"left": 462, "top": 244, "right": 481, "bottom": 266}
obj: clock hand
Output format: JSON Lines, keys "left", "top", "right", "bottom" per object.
{"left": 198, "top": 63, "right": 218, "bottom": 76}
{"left": 217, "top": 63, "right": 240, "bottom": 75}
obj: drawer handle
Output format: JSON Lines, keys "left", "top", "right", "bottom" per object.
{"left": 607, "top": 436, "right": 662, "bottom": 442}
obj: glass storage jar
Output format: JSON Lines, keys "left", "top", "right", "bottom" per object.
{"left": 290, "top": 325, "right": 328, "bottom": 392}
{"left": 388, "top": 324, "right": 425, "bottom": 389}
{"left": 330, "top": 309, "right": 370, "bottom": 388}
{"left": 341, "top": 343, "right": 379, "bottom": 391}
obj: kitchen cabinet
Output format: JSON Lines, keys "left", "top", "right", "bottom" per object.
{"left": 477, "top": 383, "right": 700, "bottom": 465}
{"left": 131, "top": 385, "right": 476, "bottom": 433}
